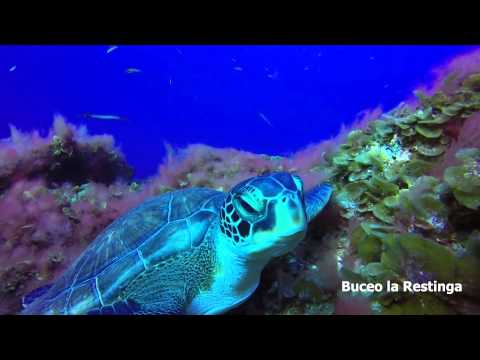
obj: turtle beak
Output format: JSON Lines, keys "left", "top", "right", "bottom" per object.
{"left": 280, "top": 229, "right": 305, "bottom": 243}
{"left": 304, "top": 183, "right": 333, "bottom": 222}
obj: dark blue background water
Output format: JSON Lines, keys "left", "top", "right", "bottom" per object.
{"left": 0, "top": 45, "right": 477, "bottom": 179}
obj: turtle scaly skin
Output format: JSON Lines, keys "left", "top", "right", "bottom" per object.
{"left": 21, "top": 172, "right": 332, "bottom": 315}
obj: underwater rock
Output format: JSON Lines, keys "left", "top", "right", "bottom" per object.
{"left": 0, "top": 115, "right": 133, "bottom": 194}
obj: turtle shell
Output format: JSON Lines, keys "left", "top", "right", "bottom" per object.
{"left": 23, "top": 187, "right": 225, "bottom": 314}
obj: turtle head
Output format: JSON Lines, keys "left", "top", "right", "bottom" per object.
{"left": 220, "top": 172, "right": 316, "bottom": 261}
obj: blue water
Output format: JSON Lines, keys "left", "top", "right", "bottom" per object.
{"left": 0, "top": 45, "right": 477, "bottom": 179}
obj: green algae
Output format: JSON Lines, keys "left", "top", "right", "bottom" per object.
{"left": 383, "top": 195, "right": 399, "bottom": 209}
{"left": 452, "top": 190, "right": 480, "bottom": 210}
{"left": 382, "top": 294, "right": 453, "bottom": 315}
{"left": 415, "top": 124, "right": 443, "bottom": 139}
{"left": 317, "top": 76, "right": 480, "bottom": 315}
{"left": 377, "top": 232, "right": 480, "bottom": 297}
{"left": 398, "top": 234, "right": 456, "bottom": 282}
{"left": 351, "top": 225, "right": 383, "bottom": 263}
{"left": 372, "top": 203, "right": 395, "bottom": 224}
{"left": 444, "top": 147, "right": 480, "bottom": 210}
{"left": 342, "top": 181, "right": 367, "bottom": 200}
{"left": 332, "top": 152, "right": 351, "bottom": 167}
{"left": 417, "top": 115, "right": 450, "bottom": 125}
{"left": 358, "top": 236, "right": 383, "bottom": 263}
{"left": 455, "top": 147, "right": 480, "bottom": 162}
{"left": 416, "top": 142, "right": 446, "bottom": 157}
{"left": 359, "top": 221, "right": 396, "bottom": 239}
{"left": 397, "top": 180, "right": 448, "bottom": 230}
{"left": 361, "top": 262, "right": 385, "bottom": 277}
{"left": 368, "top": 175, "right": 399, "bottom": 197}
{"left": 369, "top": 120, "right": 394, "bottom": 138}
{"left": 463, "top": 73, "right": 480, "bottom": 91}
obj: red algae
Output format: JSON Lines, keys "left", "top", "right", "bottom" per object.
{"left": 408, "top": 48, "right": 480, "bottom": 106}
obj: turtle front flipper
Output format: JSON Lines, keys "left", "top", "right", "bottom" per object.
{"left": 87, "top": 299, "right": 142, "bottom": 315}
{"left": 119, "top": 265, "right": 189, "bottom": 315}
{"left": 22, "top": 283, "right": 54, "bottom": 310}
{"left": 304, "top": 182, "right": 333, "bottom": 222}
{"left": 88, "top": 283, "right": 186, "bottom": 315}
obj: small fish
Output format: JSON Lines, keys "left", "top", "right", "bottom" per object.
{"left": 233, "top": 66, "right": 243, "bottom": 72}
{"left": 232, "top": 58, "right": 237, "bottom": 63}
{"left": 81, "top": 113, "right": 127, "bottom": 121}
{"left": 369, "top": 56, "right": 375, "bottom": 61}
{"left": 304, "top": 66, "right": 310, "bottom": 71}
{"left": 125, "top": 68, "right": 142, "bottom": 74}
{"left": 9, "top": 65, "right": 16, "bottom": 72}
{"left": 267, "top": 71, "right": 279, "bottom": 80}
{"left": 106, "top": 46, "right": 118, "bottom": 54}
{"left": 258, "top": 112, "right": 273, "bottom": 127}
{"left": 175, "top": 48, "right": 183, "bottom": 55}
{"left": 169, "top": 77, "right": 173, "bottom": 86}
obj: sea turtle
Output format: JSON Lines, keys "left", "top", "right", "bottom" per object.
{"left": 21, "top": 172, "right": 332, "bottom": 315}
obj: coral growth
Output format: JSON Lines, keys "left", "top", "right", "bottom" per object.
{"left": 0, "top": 115, "right": 133, "bottom": 192}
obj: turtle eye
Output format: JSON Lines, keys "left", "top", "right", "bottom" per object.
{"left": 233, "top": 186, "right": 265, "bottom": 217}
{"left": 238, "top": 197, "right": 258, "bottom": 214}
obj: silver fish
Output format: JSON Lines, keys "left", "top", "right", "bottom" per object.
{"left": 125, "top": 68, "right": 142, "bottom": 74}
{"left": 9, "top": 65, "right": 16, "bottom": 72}
{"left": 233, "top": 66, "right": 243, "bottom": 72}
{"left": 81, "top": 113, "right": 127, "bottom": 121}
{"left": 106, "top": 46, "right": 118, "bottom": 54}
{"left": 258, "top": 112, "right": 273, "bottom": 127}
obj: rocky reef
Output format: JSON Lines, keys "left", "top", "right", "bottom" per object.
{"left": 2, "top": 50, "right": 480, "bottom": 315}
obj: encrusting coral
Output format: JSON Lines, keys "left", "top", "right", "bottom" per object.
{"left": 2, "top": 50, "right": 480, "bottom": 315}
